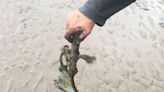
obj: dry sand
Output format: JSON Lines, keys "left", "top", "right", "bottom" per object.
{"left": 0, "top": 0, "right": 164, "bottom": 92}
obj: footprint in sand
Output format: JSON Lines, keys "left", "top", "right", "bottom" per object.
{"left": 159, "top": 49, "right": 164, "bottom": 59}
{"left": 142, "top": 6, "right": 150, "bottom": 11}
{"left": 124, "top": 9, "right": 130, "bottom": 16}
{"left": 157, "top": 0, "right": 164, "bottom": 5}
{"left": 134, "top": 48, "right": 141, "bottom": 57}
{"left": 139, "top": 22, "right": 149, "bottom": 31}
{"left": 147, "top": 16, "right": 155, "bottom": 28}
{"left": 159, "top": 37, "right": 164, "bottom": 47}
{"left": 152, "top": 42, "right": 157, "bottom": 48}
{"left": 156, "top": 4, "right": 162, "bottom": 11}
{"left": 158, "top": 23, "right": 164, "bottom": 29}
{"left": 149, "top": 31, "right": 156, "bottom": 41}
{"left": 138, "top": 30, "right": 147, "bottom": 39}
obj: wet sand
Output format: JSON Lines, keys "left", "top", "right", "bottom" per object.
{"left": 0, "top": 0, "right": 164, "bottom": 92}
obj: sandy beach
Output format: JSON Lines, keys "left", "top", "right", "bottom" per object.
{"left": 0, "top": 0, "right": 164, "bottom": 92}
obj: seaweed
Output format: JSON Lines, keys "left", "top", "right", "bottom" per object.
{"left": 54, "top": 27, "right": 96, "bottom": 92}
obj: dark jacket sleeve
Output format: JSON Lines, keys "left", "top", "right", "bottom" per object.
{"left": 79, "top": 0, "right": 136, "bottom": 26}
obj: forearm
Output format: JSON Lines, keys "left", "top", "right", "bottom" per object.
{"left": 79, "top": 0, "right": 136, "bottom": 26}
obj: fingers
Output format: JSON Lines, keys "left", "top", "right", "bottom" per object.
{"left": 65, "top": 24, "right": 91, "bottom": 43}
{"left": 64, "top": 29, "right": 76, "bottom": 43}
{"left": 65, "top": 27, "right": 85, "bottom": 43}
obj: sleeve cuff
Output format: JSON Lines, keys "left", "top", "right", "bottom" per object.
{"left": 79, "top": 4, "right": 107, "bottom": 26}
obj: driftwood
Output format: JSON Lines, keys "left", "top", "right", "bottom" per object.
{"left": 56, "top": 28, "right": 96, "bottom": 92}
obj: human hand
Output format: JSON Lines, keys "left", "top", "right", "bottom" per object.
{"left": 65, "top": 10, "right": 95, "bottom": 43}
